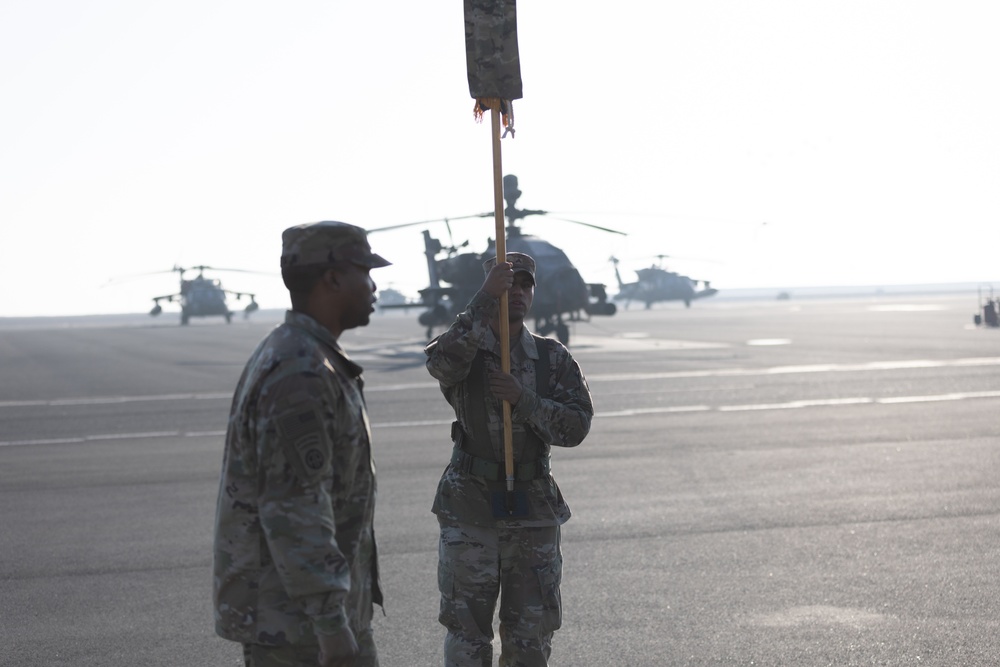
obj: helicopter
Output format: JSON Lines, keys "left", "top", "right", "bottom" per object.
{"left": 146, "top": 265, "right": 262, "bottom": 325}
{"left": 610, "top": 255, "right": 718, "bottom": 309}
{"left": 372, "top": 174, "right": 622, "bottom": 345}
{"left": 973, "top": 283, "right": 999, "bottom": 327}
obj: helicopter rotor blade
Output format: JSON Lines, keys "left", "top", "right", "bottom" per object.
{"left": 651, "top": 253, "right": 725, "bottom": 265}
{"left": 101, "top": 268, "right": 182, "bottom": 287}
{"left": 544, "top": 216, "right": 628, "bottom": 236}
{"left": 201, "top": 267, "right": 280, "bottom": 276}
{"left": 368, "top": 213, "right": 492, "bottom": 234}
{"left": 181, "top": 265, "right": 279, "bottom": 276}
{"left": 103, "top": 265, "right": 277, "bottom": 287}
{"left": 620, "top": 253, "right": 725, "bottom": 266}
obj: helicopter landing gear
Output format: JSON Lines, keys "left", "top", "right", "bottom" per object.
{"left": 225, "top": 312, "right": 232, "bottom": 324}
{"left": 181, "top": 311, "right": 190, "bottom": 325}
{"left": 537, "top": 318, "right": 571, "bottom": 346}
{"left": 419, "top": 303, "right": 451, "bottom": 341}
{"left": 556, "top": 322, "right": 570, "bottom": 346}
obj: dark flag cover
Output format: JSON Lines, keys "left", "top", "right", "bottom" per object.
{"left": 464, "top": 0, "right": 523, "bottom": 102}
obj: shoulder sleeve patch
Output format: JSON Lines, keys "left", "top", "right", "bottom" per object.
{"left": 275, "top": 407, "right": 331, "bottom": 482}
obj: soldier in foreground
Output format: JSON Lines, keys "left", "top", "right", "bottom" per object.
{"left": 213, "top": 221, "right": 390, "bottom": 667}
{"left": 425, "top": 252, "right": 594, "bottom": 666}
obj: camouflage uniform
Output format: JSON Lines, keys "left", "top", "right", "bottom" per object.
{"left": 214, "top": 221, "right": 389, "bottom": 667}
{"left": 425, "top": 268, "right": 594, "bottom": 667}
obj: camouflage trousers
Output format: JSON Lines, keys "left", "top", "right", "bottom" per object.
{"left": 241, "top": 628, "right": 378, "bottom": 667}
{"left": 438, "top": 519, "right": 562, "bottom": 667}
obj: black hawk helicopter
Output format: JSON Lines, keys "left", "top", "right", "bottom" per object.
{"left": 146, "top": 265, "right": 262, "bottom": 324}
{"left": 611, "top": 255, "right": 718, "bottom": 309}
{"left": 373, "top": 175, "right": 622, "bottom": 345}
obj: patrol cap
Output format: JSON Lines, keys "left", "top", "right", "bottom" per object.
{"left": 280, "top": 221, "right": 390, "bottom": 269}
{"left": 483, "top": 252, "right": 536, "bottom": 284}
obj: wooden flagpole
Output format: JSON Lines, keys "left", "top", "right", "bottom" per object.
{"left": 465, "top": 0, "right": 524, "bottom": 515}
{"left": 489, "top": 108, "right": 516, "bottom": 502}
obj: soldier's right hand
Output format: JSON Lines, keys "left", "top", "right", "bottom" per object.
{"left": 317, "top": 626, "right": 359, "bottom": 667}
{"left": 483, "top": 262, "right": 514, "bottom": 299}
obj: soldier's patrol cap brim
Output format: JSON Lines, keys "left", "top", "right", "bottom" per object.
{"left": 281, "top": 221, "right": 391, "bottom": 269}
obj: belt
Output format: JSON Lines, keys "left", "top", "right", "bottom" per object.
{"left": 450, "top": 447, "right": 550, "bottom": 482}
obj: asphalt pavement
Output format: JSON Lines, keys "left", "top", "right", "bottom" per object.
{"left": 1, "top": 292, "right": 998, "bottom": 666}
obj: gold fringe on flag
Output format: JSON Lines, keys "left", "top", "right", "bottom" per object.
{"left": 474, "top": 98, "right": 515, "bottom": 137}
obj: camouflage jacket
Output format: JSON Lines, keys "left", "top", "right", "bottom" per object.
{"left": 213, "top": 311, "right": 382, "bottom": 647}
{"left": 425, "top": 290, "right": 594, "bottom": 528}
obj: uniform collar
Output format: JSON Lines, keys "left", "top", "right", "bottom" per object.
{"left": 481, "top": 324, "right": 539, "bottom": 360}
{"left": 284, "top": 310, "right": 364, "bottom": 377}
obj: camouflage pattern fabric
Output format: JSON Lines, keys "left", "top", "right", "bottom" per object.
{"left": 214, "top": 310, "right": 382, "bottom": 660}
{"left": 464, "top": 0, "right": 523, "bottom": 101}
{"left": 242, "top": 628, "right": 378, "bottom": 667}
{"left": 280, "top": 220, "right": 390, "bottom": 269}
{"left": 425, "top": 288, "right": 592, "bottom": 666}
{"left": 439, "top": 520, "right": 561, "bottom": 667}
{"left": 425, "top": 290, "right": 593, "bottom": 529}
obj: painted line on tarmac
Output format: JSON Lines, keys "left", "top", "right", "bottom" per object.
{"left": 597, "top": 405, "right": 713, "bottom": 417}
{"left": 720, "top": 398, "right": 875, "bottom": 411}
{"left": 4, "top": 357, "right": 1000, "bottom": 448}
{"left": 6, "top": 390, "right": 1000, "bottom": 448}
{"left": 593, "top": 390, "right": 1000, "bottom": 416}
{"left": 3, "top": 357, "right": 999, "bottom": 410}
{"left": 0, "top": 429, "right": 228, "bottom": 448}
{"left": 0, "top": 431, "right": 182, "bottom": 448}
{"left": 0, "top": 392, "right": 231, "bottom": 408}
{"left": 877, "top": 390, "right": 1000, "bottom": 404}
{"left": 587, "top": 356, "right": 1000, "bottom": 382}
{"left": 712, "top": 391, "right": 1000, "bottom": 412}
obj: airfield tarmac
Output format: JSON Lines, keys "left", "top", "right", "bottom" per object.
{"left": 1, "top": 292, "right": 998, "bottom": 666}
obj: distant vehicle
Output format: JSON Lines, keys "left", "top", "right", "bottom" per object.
{"left": 610, "top": 255, "right": 718, "bottom": 309}
{"left": 371, "top": 174, "right": 622, "bottom": 345}
{"left": 106, "top": 265, "right": 266, "bottom": 325}
{"left": 973, "top": 284, "right": 999, "bottom": 327}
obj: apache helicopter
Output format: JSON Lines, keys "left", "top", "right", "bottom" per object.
{"left": 372, "top": 174, "right": 622, "bottom": 345}
{"left": 610, "top": 255, "right": 718, "bottom": 309}
{"left": 146, "top": 265, "right": 262, "bottom": 325}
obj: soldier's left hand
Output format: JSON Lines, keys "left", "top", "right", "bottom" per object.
{"left": 488, "top": 371, "right": 523, "bottom": 405}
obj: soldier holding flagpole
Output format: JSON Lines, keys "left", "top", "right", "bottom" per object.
{"left": 425, "top": 250, "right": 594, "bottom": 666}
{"left": 422, "top": 3, "right": 595, "bottom": 664}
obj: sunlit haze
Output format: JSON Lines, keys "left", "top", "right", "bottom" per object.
{"left": 3, "top": 1, "right": 998, "bottom": 317}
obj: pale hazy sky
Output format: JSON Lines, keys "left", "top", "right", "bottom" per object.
{"left": 3, "top": 1, "right": 998, "bottom": 317}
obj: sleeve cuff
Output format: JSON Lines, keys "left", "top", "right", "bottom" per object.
{"left": 512, "top": 387, "right": 539, "bottom": 423}
{"left": 311, "top": 611, "right": 349, "bottom": 637}
{"left": 301, "top": 590, "right": 349, "bottom": 636}
{"left": 469, "top": 290, "right": 499, "bottom": 315}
